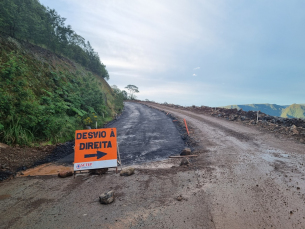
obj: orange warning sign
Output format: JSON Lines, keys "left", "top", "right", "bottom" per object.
{"left": 74, "top": 128, "right": 117, "bottom": 171}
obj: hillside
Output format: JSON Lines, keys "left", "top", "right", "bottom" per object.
{"left": 281, "top": 104, "right": 305, "bottom": 119}
{"left": 221, "top": 104, "right": 287, "bottom": 117}
{"left": 222, "top": 103, "right": 305, "bottom": 119}
{"left": 0, "top": 34, "right": 124, "bottom": 146}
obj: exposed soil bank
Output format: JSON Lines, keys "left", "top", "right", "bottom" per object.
{"left": 0, "top": 142, "right": 73, "bottom": 181}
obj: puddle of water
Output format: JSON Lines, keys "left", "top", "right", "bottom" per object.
{"left": 18, "top": 163, "right": 73, "bottom": 176}
{"left": 261, "top": 149, "right": 290, "bottom": 163}
{"left": 133, "top": 159, "right": 176, "bottom": 169}
{"left": 261, "top": 154, "right": 277, "bottom": 162}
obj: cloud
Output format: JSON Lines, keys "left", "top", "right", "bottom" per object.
{"left": 39, "top": 0, "right": 305, "bottom": 106}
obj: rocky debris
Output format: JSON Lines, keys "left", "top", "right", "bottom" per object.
{"left": 180, "top": 158, "right": 190, "bottom": 166}
{"left": 120, "top": 167, "right": 135, "bottom": 176}
{"left": 90, "top": 168, "right": 108, "bottom": 175}
{"left": 58, "top": 171, "right": 73, "bottom": 178}
{"left": 180, "top": 148, "right": 191, "bottom": 156}
{"left": 99, "top": 190, "right": 115, "bottom": 204}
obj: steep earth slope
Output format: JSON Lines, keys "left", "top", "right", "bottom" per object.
{"left": 0, "top": 34, "right": 122, "bottom": 146}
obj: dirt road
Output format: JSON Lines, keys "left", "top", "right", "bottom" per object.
{"left": 1, "top": 102, "right": 305, "bottom": 228}
{"left": 145, "top": 102, "right": 305, "bottom": 229}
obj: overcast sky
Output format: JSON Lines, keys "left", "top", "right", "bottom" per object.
{"left": 40, "top": 0, "right": 305, "bottom": 106}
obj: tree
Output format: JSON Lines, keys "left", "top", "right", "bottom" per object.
{"left": 0, "top": 0, "right": 109, "bottom": 80}
{"left": 125, "top": 85, "right": 139, "bottom": 100}
{"left": 121, "top": 90, "right": 128, "bottom": 100}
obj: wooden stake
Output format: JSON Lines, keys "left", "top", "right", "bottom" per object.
{"left": 257, "top": 111, "right": 259, "bottom": 123}
{"left": 117, "top": 142, "right": 123, "bottom": 171}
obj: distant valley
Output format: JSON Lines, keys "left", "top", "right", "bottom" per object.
{"left": 221, "top": 103, "right": 305, "bottom": 119}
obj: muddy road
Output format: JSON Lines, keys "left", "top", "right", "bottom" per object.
{"left": 145, "top": 102, "right": 305, "bottom": 229}
{"left": 1, "top": 102, "right": 305, "bottom": 228}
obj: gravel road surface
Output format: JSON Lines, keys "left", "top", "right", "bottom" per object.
{"left": 146, "top": 102, "right": 305, "bottom": 229}
{"left": 1, "top": 102, "right": 305, "bottom": 229}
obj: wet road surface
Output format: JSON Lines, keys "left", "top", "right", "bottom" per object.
{"left": 108, "top": 102, "right": 184, "bottom": 165}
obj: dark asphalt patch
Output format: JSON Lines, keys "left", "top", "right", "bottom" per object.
{"left": 106, "top": 102, "right": 185, "bottom": 166}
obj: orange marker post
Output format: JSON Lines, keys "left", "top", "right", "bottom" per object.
{"left": 74, "top": 128, "right": 117, "bottom": 171}
{"left": 184, "top": 119, "right": 190, "bottom": 135}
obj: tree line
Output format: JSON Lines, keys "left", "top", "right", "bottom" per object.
{"left": 0, "top": 0, "right": 109, "bottom": 79}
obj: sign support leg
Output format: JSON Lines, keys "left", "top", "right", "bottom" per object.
{"left": 117, "top": 142, "right": 123, "bottom": 171}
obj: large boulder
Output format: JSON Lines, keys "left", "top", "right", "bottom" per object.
{"left": 99, "top": 190, "right": 114, "bottom": 204}
{"left": 180, "top": 148, "right": 191, "bottom": 156}
{"left": 120, "top": 167, "right": 135, "bottom": 176}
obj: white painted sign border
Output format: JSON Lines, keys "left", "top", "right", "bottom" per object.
{"left": 74, "top": 159, "right": 117, "bottom": 171}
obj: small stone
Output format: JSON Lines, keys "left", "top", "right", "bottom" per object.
{"left": 58, "top": 171, "right": 73, "bottom": 178}
{"left": 290, "top": 125, "right": 297, "bottom": 130}
{"left": 99, "top": 190, "right": 114, "bottom": 204}
{"left": 297, "top": 187, "right": 300, "bottom": 190}
{"left": 176, "top": 195, "right": 183, "bottom": 201}
{"left": 180, "top": 158, "right": 190, "bottom": 166}
{"left": 180, "top": 148, "right": 191, "bottom": 156}
{"left": 120, "top": 167, "right": 135, "bottom": 176}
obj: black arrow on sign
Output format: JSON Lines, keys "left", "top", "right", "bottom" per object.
{"left": 84, "top": 151, "right": 107, "bottom": 160}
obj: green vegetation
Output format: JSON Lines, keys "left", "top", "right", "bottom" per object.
{"left": 0, "top": 36, "right": 122, "bottom": 146}
{"left": 0, "top": 0, "right": 108, "bottom": 79}
{"left": 281, "top": 104, "right": 305, "bottom": 119}
{"left": 222, "top": 103, "right": 305, "bottom": 119}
